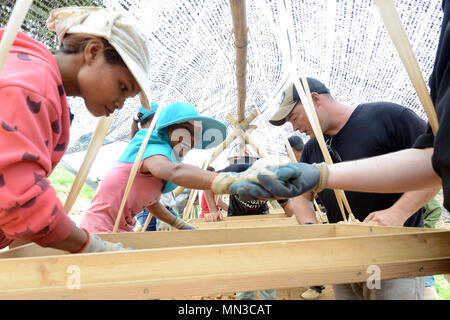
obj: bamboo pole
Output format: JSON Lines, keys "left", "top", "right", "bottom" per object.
{"left": 0, "top": 0, "right": 33, "bottom": 75}
{"left": 230, "top": 0, "right": 248, "bottom": 157}
{"left": 273, "top": 0, "right": 350, "bottom": 222}
{"left": 374, "top": 0, "right": 438, "bottom": 134}
{"left": 112, "top": 97, "right": 167, "bottom": 232}
{"left": 229, "top": 0, "right": 248, "bottom": 123}
{"left": 64, "top": 115, "right": 114, "bottom": 214}
{"left": 297, "top": 77, "right": 356, "bottom": 221}
{"left": 291, "top": 77, "right": 350, "bottom": 222}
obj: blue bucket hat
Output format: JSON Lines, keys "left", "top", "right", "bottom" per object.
{"left": 138, "top": 102, "right": 158, "bottom": 122}
{"left": 155, "top": 102, "right": 227, "bottom": 149}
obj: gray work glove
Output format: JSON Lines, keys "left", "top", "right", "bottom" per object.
{"left": 75, "top": 230, "right": 133, "bottom": 253}
{"left": 228, "top": 162, "right": 327, "bottom": 201}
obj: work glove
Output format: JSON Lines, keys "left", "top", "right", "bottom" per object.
{"left": 74, "top": 230, "right": 133, "bottom": 253}
{"left": 157, "top": 220, "right": 172, "bottom": 231}
{"left": 171, "top": 216, "right": 196, "bottom": 230}
{"left": 211, "top": 165, "right": 279, "bottom": 195}
{"left": 180, "top": 224, "right": 196, "bottom": 230}
{"left": 227, "top": 162, "right": 328, "bottom": 202}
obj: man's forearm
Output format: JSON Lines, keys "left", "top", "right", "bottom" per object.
{"left": 391, "top": 186, "right": 441, "bottom": 221}
{"left": 327, "top": 148, "right": 441, "bottom": 193}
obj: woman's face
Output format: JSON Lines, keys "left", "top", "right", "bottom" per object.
{"left": 78, "top": 42, "right": 140, "bottom": 117}
{"left": 168, "top": 122, "right": 196, "bottom": 158}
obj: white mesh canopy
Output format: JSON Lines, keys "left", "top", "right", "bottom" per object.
{"left": 2, "top": 0, "right": 444, "bottom": 168}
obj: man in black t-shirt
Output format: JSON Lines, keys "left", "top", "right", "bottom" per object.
{"left": 269, "top": 77, "right": 439, "bottom": 300}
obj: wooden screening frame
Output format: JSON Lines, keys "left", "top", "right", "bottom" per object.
{"left": 0, "top": 222, "right": 449, "bottom": 300}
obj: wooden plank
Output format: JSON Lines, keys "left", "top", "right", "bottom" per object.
{"left": 335, "top": 223, "right": 442, "bottom": 237}
{"left": 0, "top": 230, "right": 448, "bottom": 299}
{"left": 191, "top": 216, "right": 298, "bottom": 229}
{"left": 0, "top": 224, "right": 336, "bottom": 259}
{"left": 189, "top": 212, "right": 286, "bottom": 223}
{"left": 2, "top": 224, "right": 441, "bottom": 259}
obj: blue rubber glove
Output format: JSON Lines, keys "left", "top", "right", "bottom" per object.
{"left": 228, "top": 163, "right": 323, "bottom": 201}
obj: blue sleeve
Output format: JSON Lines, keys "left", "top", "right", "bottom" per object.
{"left": 118, "top": 130, "right": 174, "bottom": 163}
{"left": 118, "top": 130, "right": 179, "bottom": 193}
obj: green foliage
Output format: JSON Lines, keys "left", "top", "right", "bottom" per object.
{"left": 435, "top": 275, "right": 450, "bottom": 300}
{"left": 0, "top": 0, "right": 104, "bottom": 51}
{"left": 49, "top": 165, "right": 95, "bottom": 200}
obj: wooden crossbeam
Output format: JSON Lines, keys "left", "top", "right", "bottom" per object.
{"left": 189, "top": 212, "right": 286, "bottom": 224}
{"left": 191, "top": 216, "right": 297, "bottom": 229}
{"left": 0, "top": 224, "right": 335, "bottom": 259}
{"left": 0, "top": 227, "right": 448, "bottom": 299}
{"left": 0, "top": 224, "right": 441, "bottom": 260}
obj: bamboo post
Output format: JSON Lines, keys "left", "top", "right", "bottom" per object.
{"left": 230, "top": 0, "right": 248, "bottom": 156}
{"left": 0, "top": 0, "right": 33, "bottom": 75}
{"left": 64, "top": 115, "right": 114, "bottom": 214}
{"left": 273, "top": 0, "right": 349, "bottom": 222}
{"left": 302, "top": 77, "right": 356, "bottom": 221}
{"left": 291, "top": 77, "right": 350, "bottom": 222}
{"left": 112, "top": 102, "right": 165, "bottom": 232}
{"left": 229, "top": 0, "right": 248, "bottom": 123}
{"left": 374, "top": 0, "right": 438, "bottom": 134}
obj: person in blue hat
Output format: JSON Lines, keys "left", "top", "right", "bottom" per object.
{"left": 80, "top": 100, "right": 196, "bottom": 233}
{"left": 80, "top": 99, "right": 237, "bottom": 233}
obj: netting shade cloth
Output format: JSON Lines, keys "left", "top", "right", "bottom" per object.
{"left": 0, "top": 0, "right": 444, "bottom": 163}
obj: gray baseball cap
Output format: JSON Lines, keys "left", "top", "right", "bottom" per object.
{"left": 269, "top": 77, "right": 330, "bottom": 126}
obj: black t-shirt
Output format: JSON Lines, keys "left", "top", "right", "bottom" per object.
{"left": 301, "top": 102, "right": 426, "bottom": 227}
{"left": 414, "top": 0, "right": 450, "bottom": 210}
{"left": 219, "top": 163, "right": 285, "bottom": 216}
